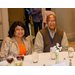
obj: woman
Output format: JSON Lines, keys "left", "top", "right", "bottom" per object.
{"left": 0, "top": 21, "right": 32, "bottom": 61}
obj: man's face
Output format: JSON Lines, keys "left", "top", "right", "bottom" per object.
{"left": 47, "top": 15, "right": 56, "bottom": 30}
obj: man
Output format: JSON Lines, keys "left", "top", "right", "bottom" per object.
{"left": 43, "top": 9, "right": 55, "bottom": 27}
{"left": 34, "top": 12, "right": 68, "bottom": 53}
{"left": 30, "top": 8, "right": 42, "bottom": 36}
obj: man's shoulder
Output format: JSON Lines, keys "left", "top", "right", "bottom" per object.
{"left": 39, "top": 27, "right": 48, "bottom": 36}
{"left": 39, "top": 27, "right": 47, "bottom": 32}
{"left": 57, "top": 27, "right": 64, "bottom": 32}
{"left": 56, "top": 27, "right": 64, "bottom": 37}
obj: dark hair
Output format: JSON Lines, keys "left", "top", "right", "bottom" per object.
{"left": 46, "top": 8, "right": 51, "bottom": 10}
{"left": 24, "top": 8, "right": 30, "bottom": 11}
{"left": 8, "top": 21, "right": 28, "bottom": 38}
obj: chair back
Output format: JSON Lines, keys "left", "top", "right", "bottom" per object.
{"left": 0, "top": 41, "right": 2, "bottom": 51}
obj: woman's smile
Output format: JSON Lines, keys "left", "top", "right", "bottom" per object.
{"left": 14, "top": 26, "right": 25, "bottom": 38}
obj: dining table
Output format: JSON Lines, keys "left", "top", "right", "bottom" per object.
{"left": 23, "top": 51, "right": 75, "bottom": 66}
{"left": 0, "top": 51, "right": 75, "bottom": 66}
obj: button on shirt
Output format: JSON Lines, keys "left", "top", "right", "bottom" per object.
{"left": 30, "top": 8, "right": 42, "bottom": 22}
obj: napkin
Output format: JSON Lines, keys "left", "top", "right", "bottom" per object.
{"left": 0, "top": 60, "right": 8, "bottom": 66}
{"left": 51, "top": 61, "right": 68, "bottom": 66}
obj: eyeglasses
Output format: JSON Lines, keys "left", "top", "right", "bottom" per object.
{"left": 48, "top": 20, "right": 56, "bottom": 23}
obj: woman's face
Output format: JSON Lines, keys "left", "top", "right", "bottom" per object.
{"left": 14, "top": 26, "right": 25, "bottom": 38}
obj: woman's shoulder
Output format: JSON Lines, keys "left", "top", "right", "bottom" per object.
{"left": 3, "top": 37, "right": 11, "bottom": 41}
{"left": 2, "top": 37, "right": 12, "bottom": 45}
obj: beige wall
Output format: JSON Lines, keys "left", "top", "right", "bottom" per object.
{"left": 0, "top": 8, "right": 3, "bottom": 40}
{"left": 52, "top": 8, "right": 67, "bottom": 32}
{"left": 67, "top": 8, "right": 75, "bottom": 39}
{"left": 0, "top": 8, "right": 9, "bottom": 40}
{"left": 1, "top": 8, "right": 75, "bottom": 40}
{"left": 8, "top": 8, "right": 25, "bottom": 27}
{"left": 52, "top": 8, "right": 75, "bottom": 39}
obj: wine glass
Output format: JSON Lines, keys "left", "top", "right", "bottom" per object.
{"left": 6, "top": 54, "right": 14, "bottom": 66}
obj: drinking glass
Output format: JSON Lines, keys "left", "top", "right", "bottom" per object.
{"left": 50, "top": 48, "right": 56, "bottom": 60}
{"left": 14, "top": 58, "right": 22, "bottom": 66}
{"left": 68, "top": 47, "right": 74, "bottom": 58}
{"left": 32, "top": 52, "right": 38, "bottom": 63}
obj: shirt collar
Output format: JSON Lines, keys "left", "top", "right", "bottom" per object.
{"left": 47, "top": 26, "right": 56, "bottom": 38}
{"left": 47, "top": 26, "right": 56, "bottom": 34}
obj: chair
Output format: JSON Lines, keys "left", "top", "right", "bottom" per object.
{"left": 33, "top": 38, "right": 35, "bottom": 45}
{"left": 0, "top": 41, "right": 2, "bottom": 51}
{"left": 27, "top": 35, "right": 35, "bottom": 42}
{"left": 27, "top": 35, "right": 35, "bottom": 52}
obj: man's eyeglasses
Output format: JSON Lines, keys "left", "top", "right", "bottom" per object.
{"left": 48, "top": 20, "right": 56, "bottom": 23}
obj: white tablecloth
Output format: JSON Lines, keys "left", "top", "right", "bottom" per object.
{"left": 23, "top": 52, "right": 75, "bottom": 66}
{"left": 0, "top": 52, "right": 75, "bottom": 66}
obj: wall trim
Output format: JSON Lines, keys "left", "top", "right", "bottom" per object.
{"left": 67, "top": 32, "right": 75, "bottom": 39}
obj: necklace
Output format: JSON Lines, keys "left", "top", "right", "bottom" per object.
{"left": 16, "top": 38, "right": 23, "bottom": 44}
